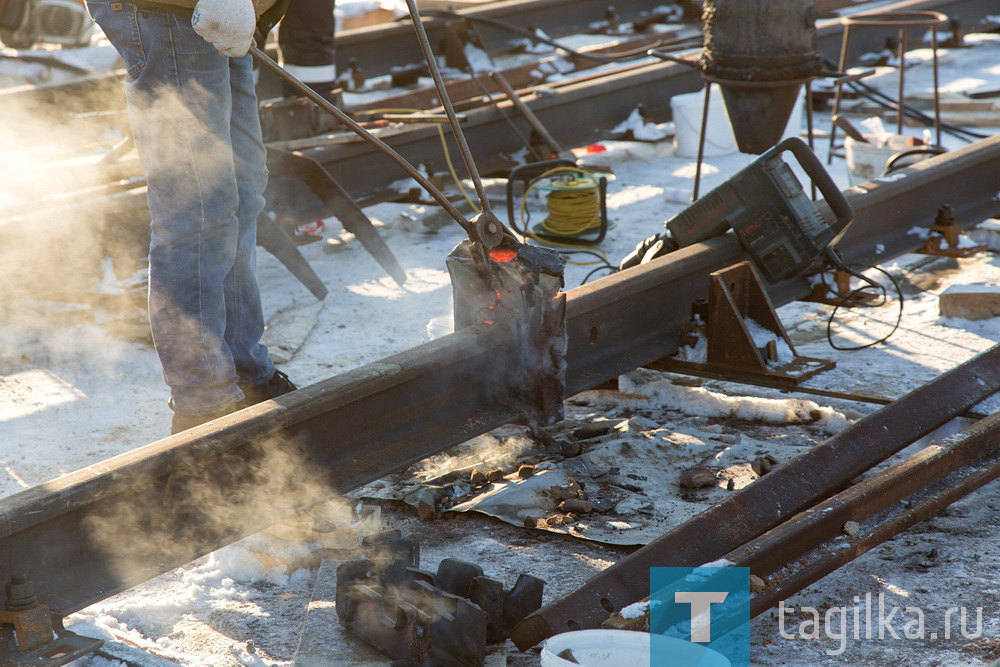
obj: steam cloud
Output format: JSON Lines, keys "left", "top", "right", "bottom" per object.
{"left": 79, "top": 427, "right": 341, "bottom": 588}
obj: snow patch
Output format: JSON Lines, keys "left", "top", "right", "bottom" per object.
{"left": 743, "top": 318, "right": 794, "bottom": 365}
{"left": 619, "top": 371, "right": 851, "bottom": 434}
{"left": 620, "top": 598, "right": 662, "bottom": 619}
{"left": 612, "top": 107, "right": 670, "bottom": 141}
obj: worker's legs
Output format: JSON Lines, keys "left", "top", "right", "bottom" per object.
{"left": 88, "top": 1, "right": 273, "bottom": 416}
{"left": 278, "top": 0, "right": 337, "bottom": 100}
{"left": 224, "top": 55, "right": 274, "bottom": 388}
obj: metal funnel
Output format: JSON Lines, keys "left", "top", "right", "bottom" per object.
{"left": 717, "top": 80, "right": 803, "bottom": 154}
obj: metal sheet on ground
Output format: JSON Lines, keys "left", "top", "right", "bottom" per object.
{"left": 446, "top": 425, "right": 808, "bottom": 546}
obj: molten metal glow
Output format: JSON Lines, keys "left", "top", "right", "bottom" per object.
{"left": 489, "top": 248, "right": 518, "bottom": 263}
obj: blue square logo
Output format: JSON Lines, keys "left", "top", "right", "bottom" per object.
{"left": 649, "top": 566, "right": 755, "bottom": 666}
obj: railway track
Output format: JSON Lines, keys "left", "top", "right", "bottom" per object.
{"left": 1, "top": 0, "right": 1000, "bottom": 661}
{"left": 0, "top": 134, "right": 998, "bottom": 662}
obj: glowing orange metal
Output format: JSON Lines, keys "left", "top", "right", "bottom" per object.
{"left": 489, "top": 248, "right": 518, "bottom": 263}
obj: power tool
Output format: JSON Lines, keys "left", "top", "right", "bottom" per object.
{"left": 621, "top": 137, "right": 854, "bottom": 283}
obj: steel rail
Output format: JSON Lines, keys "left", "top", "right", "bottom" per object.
{"left": 326, "top": 0, "right": 675, "bottom": 80}
{"left": 733, "top": 409, "right": 1000, "bottom": 617}
{"left": 0, "top": 135, "right": 998, "bottom": 625}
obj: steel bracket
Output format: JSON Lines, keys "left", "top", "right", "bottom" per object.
{"left": 918, "top": 204, "right": 987, "bottom": 258}
{"left": 443, "top": 19, "right": 475, "bottom": 71}
{"left": 651, "top": 261, "right": 835, "bottom": 385}
{"left": 803, "top": 268, "right": 881, "bottom": 307}
{"left": 0, "top": 575, "right": 101, "bottom": 667}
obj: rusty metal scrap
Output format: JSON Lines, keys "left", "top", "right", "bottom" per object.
{"left": 510, "top": 344, "right": 1000, "bottom": 648}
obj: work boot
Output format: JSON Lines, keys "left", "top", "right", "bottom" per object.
{"left": 170, "top": 401, "right": 244, "bottom": 435}
{"left": 169, "top": 371, "right": 296, "bottom": 435}
{"left": 241, "top": 369, "right": 297, "bottom": 405}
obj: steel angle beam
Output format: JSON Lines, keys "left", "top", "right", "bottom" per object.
{"left": 0, "top": 131, "right": 999, "bottom": 630}
{"left": 637, "top": 409, "right": 1000, "bottom": 643}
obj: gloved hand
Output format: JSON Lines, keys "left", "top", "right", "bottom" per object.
{"left": 192, "top": 0, "right": 256, "bottom": 58}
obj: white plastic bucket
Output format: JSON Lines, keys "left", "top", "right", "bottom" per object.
{"left": 844, "top": 133, "right": 912, "bottom": 185}
{"left": 671, "top": 85, "right": 807, "bottom": 158}
{"left": 671, "top": 84, "right": 737, "bottom": 158}
{"left": 540, "top": 629, "right": 731, "bottom": 667}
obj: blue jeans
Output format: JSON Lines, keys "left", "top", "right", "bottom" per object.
{"left": 88, "top": 0, "right": 274, "bottom": 415}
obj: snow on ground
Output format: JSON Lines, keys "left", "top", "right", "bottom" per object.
{"left": 1, "top": 15, "right": 999, "bottom": 667}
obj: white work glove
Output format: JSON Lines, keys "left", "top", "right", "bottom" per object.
{"left": 192, "top": 0, "right": 256, "bottom": 58}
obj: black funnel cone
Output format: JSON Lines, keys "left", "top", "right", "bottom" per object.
{"left": 719, "top": 81, "right": 802, "bottom": 154}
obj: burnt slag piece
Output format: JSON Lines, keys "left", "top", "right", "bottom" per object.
{"left": 336, "top": 532, "right": 544, "bottom": 665}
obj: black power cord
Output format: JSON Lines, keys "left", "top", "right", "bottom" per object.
{"left": 821, "top": 247, "right": 904, "bottom": 351}
{"left": 580, "top": 262, "right": 617, "bottom": 284}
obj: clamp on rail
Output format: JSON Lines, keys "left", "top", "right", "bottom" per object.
{"left": 251, "top": 0, "right": 521, "bottom": 288}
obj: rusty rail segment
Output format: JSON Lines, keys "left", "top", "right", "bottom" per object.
{"left": 734, "top": 408, "right": 1000, "bottom": 619}
{"left": 1, "top": 136, "right": 999, "bottom": 626}
{"left": 511, "top": 343, "right": 1000, "bottom": 647}
{"left": 323, "top": 0, "right": 675, "bottom": 80}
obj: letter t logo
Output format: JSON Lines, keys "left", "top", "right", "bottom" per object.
{"left": 675, "top": 591, "right": 729, "bottom": 642}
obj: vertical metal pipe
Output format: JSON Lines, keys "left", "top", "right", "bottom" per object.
{"left": 896, "top": 26, "right": 906, "bottom": 136}
{"left": 692, "top": 83, "right": 713, "bottom": 201}
{"left": 828, "top": 26, "right": 853, "bottom": 164}
{"left": 806, "top": 80, "right": 816, "bottom": 200}
{"left": 931, "top": 25, "right": 942, "bottom": 145}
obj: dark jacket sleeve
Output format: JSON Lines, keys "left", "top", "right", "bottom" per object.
{"left": 257, "top": 0, "right": 290, "bottom": 38}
